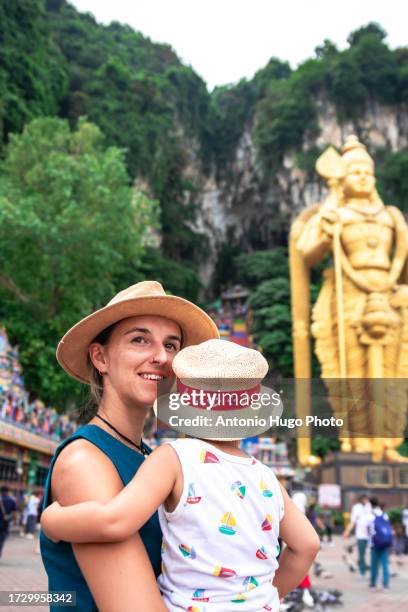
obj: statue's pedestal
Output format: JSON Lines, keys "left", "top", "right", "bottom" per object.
{"left": 310, "top": 451, "right": 408, "bottom": 510}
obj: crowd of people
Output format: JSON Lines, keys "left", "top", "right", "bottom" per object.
{"left": 0, "top": 389, "right": 76, "bottom": 441}
{"left": 0, "top": 485, "right": 45, "bottom": 560}
{"left": 0, "top": 327, "right": 76, "bottom": 442}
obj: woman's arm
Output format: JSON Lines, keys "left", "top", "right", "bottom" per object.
{"left": 272, "top": 484, "right": 320, "bottom": 599}
{"left": 42, "top": 444, "right": 178, "bottom": 543}
{"left": 49, "top": 439, "right": 168, "bottom": 612}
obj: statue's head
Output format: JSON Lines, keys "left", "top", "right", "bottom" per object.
{"left": 341, "top": 135, "right": 376, "bottom": 199}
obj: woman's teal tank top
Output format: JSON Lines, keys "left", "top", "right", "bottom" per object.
{"left": 40, "top": 424, "right": 162, "bottom": 611}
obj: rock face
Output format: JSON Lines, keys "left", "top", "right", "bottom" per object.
{"left": 190, "top": 101, "right": 408, "bottom": 284}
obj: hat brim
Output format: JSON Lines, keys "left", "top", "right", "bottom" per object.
{"left": 57, "top": 295, "right": 219, "bottom": 384}
{"left": 153, "top": 384, "right": 283, "bottom": 441}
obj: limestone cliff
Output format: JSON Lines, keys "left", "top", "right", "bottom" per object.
{"left": 190, "top": 100, "right": 408, "bottom": 284}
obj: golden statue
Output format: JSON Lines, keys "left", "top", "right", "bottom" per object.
{"left": 290, "top": 135, "right": 408, "bottom": 465}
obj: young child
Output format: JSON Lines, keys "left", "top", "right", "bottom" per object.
{"left": 41, "top": 340, "right": 320, "bottom": 611}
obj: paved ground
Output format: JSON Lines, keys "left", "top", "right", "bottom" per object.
{"left": 0, "top": 534, "right": 47, "bottom": 612}
{"left": 313, "top": 537, "right": 408, "bottom": 611}
{"left": 0, "top": 534, "right": 407, "bottom": 610}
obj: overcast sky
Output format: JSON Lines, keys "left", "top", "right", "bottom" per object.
{"left": 70, "top": 0, "right": 407, "bottom": 90}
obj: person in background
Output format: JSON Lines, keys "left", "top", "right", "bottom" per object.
{"left": 35, "top": 495, "right": 44, "bottom": 554}
{"left": 292, "top": 491, "right": 307, "bottom": 515}
{"left": 403, "top": 504, "right": 408, "bottom": 553}
{"left": 306, "top": 503, "right": 325, "bottom": 536}
{"left": 320, "top": 507, "right": 335, "bottom": 546}
{"left": 343, "top": 494, "right": 371, "bottom": 578}
{"left": 368, "top": 498, "right": 393, "bottom": 592}
{"left": 19, "top": 493, "right": 28, "bottom": 537}
{"left": 25, "top": 493, "right": 41, "bottom": 539}
{"left": 0, "top": 485, "right": 17, "bottom": 559}
{"left": 392, "top": 522, "right": 405, "bottom": 566}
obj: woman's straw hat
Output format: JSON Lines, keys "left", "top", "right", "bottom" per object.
{"left": 154, "top": 339, "right": 283, "bottom": 440}
{"left": 57, "top": 281, "right": 219, "bottom": 384}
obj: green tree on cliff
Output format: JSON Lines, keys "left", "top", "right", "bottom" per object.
{"left": 0, "top": 117, "right": 158, "bottom": 406}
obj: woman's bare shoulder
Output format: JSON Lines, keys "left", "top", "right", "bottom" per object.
{"left": 51, "top": 437, "right": 123, "bottom": 505}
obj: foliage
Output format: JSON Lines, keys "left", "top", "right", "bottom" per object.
{"left": 211, "top": 234, "right": 244, "bottom": 293}
{"left": 234, "top": 248, "right": 292, "bottom": 374}
{"left": 204, "top": 79, "right": 257, "bottom": 173}
{"left": 0, "top": 117, "right": 157, "bottom": 406}
{"left": 254, "top": 80, "right": 318, "bottom": 175}
{"left": 311, "top": 436, "right": 341, "bottom": 458}
{"left": 396, "top": 438, "right": 408, "bottom": 457}
{"left": 294, "top": 146, "right": 325, "bottom": 174}
{"left": 253, "top": 58, "right": 292, "bottom": 97}
{"left": 0, "top": 0, "right": 68, "bottom": 141}
{"left": 235, "top": 250, "right": 289, "bottom": 287}
{"left": 252, "top": 22, "right": 407, "bottom": 171}
{"left": 150, "top": 140, "right": 208, "bottom": 264}
{"left": 326, "top": 52, "right": 366, "bottom": 120}
{"left": 44, "top": 1, "right": 210, "bottom": 261}
{"left": 376, "top": 149, "right": 408, "bottom": 212}
{"left": 396, "top": 48, "right": 408, "bottom": 103}
{"left": 331, "top": 511, "right": 345, "bottom": 527}
{"left": 387, "top": 506, "right": 403, "bottom": 525}
{"left": 140, "top": 248, "right": 201, "bottom": 303}
{"left": 347, "top": 22, "right": 387, "bottom": 47}
{"left": 235, "top": 248, "right": 323, "bottom": 377}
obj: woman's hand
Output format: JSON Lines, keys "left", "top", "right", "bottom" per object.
{"left": 41, "top": 501, "right": 62, "bottom": 543}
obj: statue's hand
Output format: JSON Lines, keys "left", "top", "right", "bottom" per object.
{"left": 320, "top": 206, "right": 341, "bottom": 237}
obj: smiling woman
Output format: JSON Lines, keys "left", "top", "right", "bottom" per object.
{"left": 40, "top": 281, "right": 219, "bottom": 611}
{"left": 88, "top": 316, "right": 182, "bottom": 420}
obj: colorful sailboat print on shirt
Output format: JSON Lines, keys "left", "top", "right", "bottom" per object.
{"left": 256, "top": 546, "right": 269, "bottom": 560}
{"left": 186, "top": 482, "right": 202, "bottom": 505}
{"left": 213, "top": 565, "right": 237, "bottom": 578}
{"left": 218, "top": 511, "right": 237, "bottom": 535}
{"left": 243, "top": 576, "right": 259, "bottom": 591}
{"left": 230, "top": 592, "right": 248, "bottom": 603}
{"left": 200, "top": 450, "right": 220, "bottom": 463}
{"left": 260, "top": 478, "right": 273, "bottom": 497}
{"left": 231, "top": 480, "right": 246, "bottom": 499}
{"left": 179, "top": 544, "right": 197, "bottom": 559}
{"left": 192, "top": 589, "right": 210, "bottom": 602}
{"left": 261, "top": 514, "right": 273, "bottom": 531}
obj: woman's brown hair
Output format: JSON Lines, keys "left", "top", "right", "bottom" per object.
{"left": 77, "top": 323, "right": 116, "bottom": 422}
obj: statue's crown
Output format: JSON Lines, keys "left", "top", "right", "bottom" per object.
{"left": 341, "top": 135, "right": 374, "bottom": 168}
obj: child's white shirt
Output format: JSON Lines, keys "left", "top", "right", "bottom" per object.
{"left": 157, "top": 438, "right": 284, "bottom": 611}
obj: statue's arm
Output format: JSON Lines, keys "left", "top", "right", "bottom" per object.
{"left": 387, "top": 206, "right": 408, "bottom": 285}
{"left": 295, "top": 211, "right": 331, "bottom": 267}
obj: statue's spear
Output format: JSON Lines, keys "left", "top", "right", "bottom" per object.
{"left": 316, "top": 147, "right": 351, "bottom": 450}
{"left": 316, "top": 147, "right": 347, "bottom": 379}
